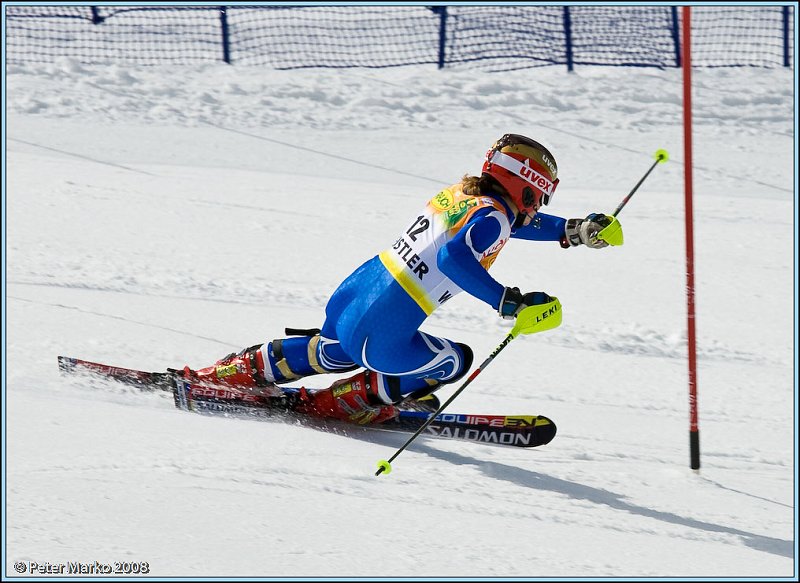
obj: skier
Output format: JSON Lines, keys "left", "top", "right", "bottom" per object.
{"left": 182, "top": 134, "right": 619, "bottom": 424}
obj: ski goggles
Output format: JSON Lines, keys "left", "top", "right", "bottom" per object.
{"left": 487, "top": 150, "right": 559, "bottom": 206}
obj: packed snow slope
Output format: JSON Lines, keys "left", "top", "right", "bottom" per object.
{"left": 5, "top": 58, "right": 797, "bottom": 578}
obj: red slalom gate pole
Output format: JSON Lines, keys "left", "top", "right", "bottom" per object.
{"left": 682, "top": 6, "right": 700, "bottom": 471}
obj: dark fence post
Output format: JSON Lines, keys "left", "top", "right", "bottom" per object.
{"left": 563, "top": 6, "right": 573, "bottom": 72}
{"left": 671, "top": 6, "right": 682, "bottom": 68}
{"left": 90, "top": 6, "right": 104, "bottom": 25}
{"left": 783, "top": 6, "right": 790, "bottom": 68}
{"left": 564, "top": 6, "right": 573, "bottom": 71}
{"left": 220, "top": 6, "right": 231, "bottom": 64}
{"left": 429, "top": 7, "right": 448, "bottom": 69}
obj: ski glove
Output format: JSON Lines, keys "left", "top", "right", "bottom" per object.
{"left": 564, "top": 213, "right": 614, "bottom": 249}
{"left": 499, "top": 287, "right": 554, "bottom": 319}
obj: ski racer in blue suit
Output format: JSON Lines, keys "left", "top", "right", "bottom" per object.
{"left": 185, "top": 134, "right": 619, "bottom": 424}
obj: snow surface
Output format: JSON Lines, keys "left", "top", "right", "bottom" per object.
{"left": 4, "top": 56, "right": 797, "bottom": 579}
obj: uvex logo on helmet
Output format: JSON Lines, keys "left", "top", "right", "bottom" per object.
{"left": 519, "top": 163, "right": 555, "bottom": 194}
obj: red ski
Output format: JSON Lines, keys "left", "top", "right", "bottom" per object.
{"left": 57, "top": 356, "right": 556, "bottom": 448}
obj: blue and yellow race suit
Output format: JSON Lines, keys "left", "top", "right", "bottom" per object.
{"left": 261, "top": 183, "right": 566, "bottom": 403}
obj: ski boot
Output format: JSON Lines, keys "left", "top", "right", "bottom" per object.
{"left": 176, "top": 344, "right": 279, "bottom": 397}
{"left": 294, "top": 369, "right": 399, "bottom": 425}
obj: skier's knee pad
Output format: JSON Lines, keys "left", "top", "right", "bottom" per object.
{"left": 373, "top": 342, "right": 475, "bottom": 404}
{"left": 404, "top": 342, "right": 473, "bottom": 401}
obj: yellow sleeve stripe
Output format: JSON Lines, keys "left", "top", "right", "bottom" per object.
{"left": 378, "top": 250, "right": 436, "bottom": 316}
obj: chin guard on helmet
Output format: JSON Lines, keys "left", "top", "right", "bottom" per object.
{"left": 482, "top": 134, "right": 559, "bottom": 215}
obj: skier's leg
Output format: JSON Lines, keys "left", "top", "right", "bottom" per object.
{"left": 291, "top": 258, "right": 413, "bottom": 423}
{"left": 298, "top": 267, "right": 474, "bottom": 424}
{"left": 360, "top": 333, "right": 474, "bottom": 404}
{"left": 334, "top": 274, "right": 474, "bottom": 404}
{"left": 296, "top": 332, "right": 473, "bottom": 425}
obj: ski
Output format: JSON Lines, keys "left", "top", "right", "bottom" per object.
{"left": 57, "top": 356, "right": 173, "bottom": 391}
{"left": 381, "top": 410, "right": 556, "bottom": 448}
{"left": 57, "top": 356, "right": 556, "bottom": 448}
{"left": 171, "top": 375, "right": 556, "bottom": 448}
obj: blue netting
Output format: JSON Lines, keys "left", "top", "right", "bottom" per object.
{"left": 4, "top": 5, "right": 794, "bottom": 70}
{"left": 443, "top": 6, "right": 567, "bottom": 71}
{"left": 686, "top": 6, "right": 794, "bottom": 68}
{"left": 6, "top": 5, "right": 223, "bottom": 65}
{"left": 569, "top": 6, "right": 677, "bottom": 68}
{"left": 228, "top": 6, "right": 439, "bottom": 68}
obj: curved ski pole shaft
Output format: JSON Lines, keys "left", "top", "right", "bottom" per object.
{"left": 375, "top": 332, "right": 515, "bottom": 476}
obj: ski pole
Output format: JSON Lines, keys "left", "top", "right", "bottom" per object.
{"left": 597, "top": 148, "right": 669, "bottom": 246}
{"left": 375, "top": 298, "right": 563, "bottom": 476}
{"left": 612, "top": 148, "right": 669, "bottom": 217}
